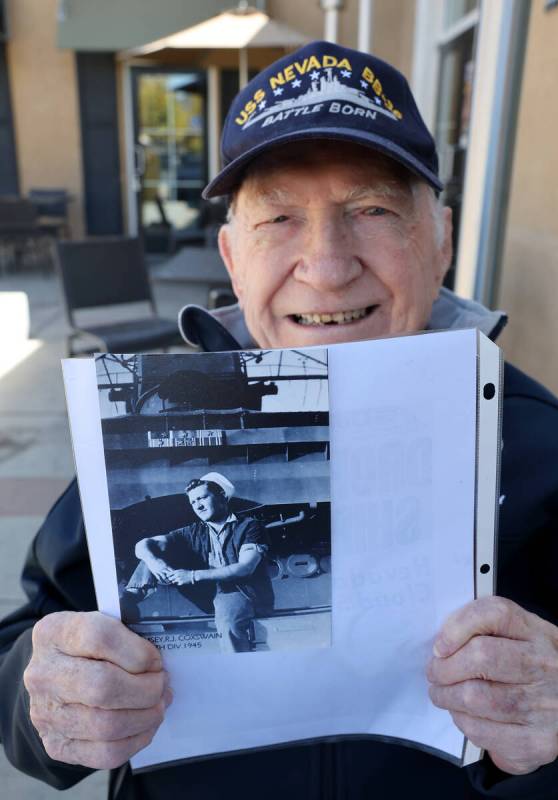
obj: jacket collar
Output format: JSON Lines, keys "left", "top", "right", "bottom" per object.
{"left": 179, "top": 288, "right": 507, "bottom": 351}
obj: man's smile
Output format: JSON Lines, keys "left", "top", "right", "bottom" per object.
{"left": 290, "top": 305, "right": 379, "bottom": 326}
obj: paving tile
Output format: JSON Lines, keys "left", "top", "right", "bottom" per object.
{"left": 0, "top": 339, "right": 68, "bottom": 416}
{"left": 0, "top": 516, "right": 46, "bottom": 602}
{"left": 0, "top": 479, "right": 70, "bottom": 518}
{"left": 0, "top": 416, "right": 73, "bottom": 479}
{"left": 0, "top": 749, "right": 109, "bottom": 800}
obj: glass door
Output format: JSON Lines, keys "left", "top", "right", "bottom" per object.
{"left": 133, "top": 69, "right": 207, "bottom": 253}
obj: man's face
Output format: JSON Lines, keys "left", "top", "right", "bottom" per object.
{"left": 219, "top": 143, "right": 452, "bottom": 349}
{"left": 187, "top": 484, "right": 227, "bottom": 522}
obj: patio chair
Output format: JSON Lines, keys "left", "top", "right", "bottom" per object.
{"left": 55, "top": 237, "right": 181, "bottom": 356}
{"left": 28, "top": 188, "right": 71, "bottom": 238}
{"left": 0, "top": 196, "right": 46, "bottom": 272}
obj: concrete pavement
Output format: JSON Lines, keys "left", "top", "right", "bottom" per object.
{"left": 0, "top": 266, "right": 209, "bottom": 798}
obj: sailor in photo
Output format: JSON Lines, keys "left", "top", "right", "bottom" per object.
{"left": 121, "top": 472, "right": 270, "bottom": 653}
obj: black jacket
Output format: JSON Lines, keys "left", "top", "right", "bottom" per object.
{"left": 1, "top": 328, "right": 558, "bottom": 798}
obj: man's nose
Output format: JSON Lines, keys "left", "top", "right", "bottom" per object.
{"left": 293, "top": 215, "right": 362, "bottom": 291}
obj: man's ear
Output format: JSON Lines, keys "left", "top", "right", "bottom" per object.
{"left": 218, "top": 224, "right": 244, "bottom": 304}
{"left": 436, "top": 206, "right": 453, "bottom": 288}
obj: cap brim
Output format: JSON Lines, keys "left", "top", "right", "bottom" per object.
{"left": 203, "top": 127, "right": 444, "bottom": 198}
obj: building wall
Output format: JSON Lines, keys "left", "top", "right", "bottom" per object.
{"left": 5, "top": 0, "right": 85, "bottom": 236}
{"left": 372, "top": 0, "right": 415, "bottom": 79}
{"left": 496, "top": 2, "right": 558, "bottom": 394}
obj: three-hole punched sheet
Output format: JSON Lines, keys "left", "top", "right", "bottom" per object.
{"left": 62, "top": 327, "right": 502, "bottom": 772}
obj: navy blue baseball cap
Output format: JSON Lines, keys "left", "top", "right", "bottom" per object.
{"left": 203, "top": 40, "right": 442, "bottom": 199}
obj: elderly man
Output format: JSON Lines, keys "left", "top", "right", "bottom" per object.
{"left": 1, "top": 41, "right": 558, "bottom": 799}
{"left": 120, "top": 472, "right": 269, "bottom": 653}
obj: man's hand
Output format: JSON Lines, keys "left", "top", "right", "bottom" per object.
{"left": 146, "top": 557, "right": 173, "bottom": 584}
{"left": 167, "top": 569, "right": 195, "bottom": 586}
{"left": 427, "top": 596, "right": 558, "bottom": 775}
{"left": 23, "top": 611, "right": 172, "bottom": 769}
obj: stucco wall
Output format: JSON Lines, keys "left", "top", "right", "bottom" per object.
{"left": 497, "top": 3, "right": 558, "bottom": 394}
{"left": 6, "top": 0, "right": 84, "bottom": 237}
{"left": 372, "top": 0, "right": 415, "bottom": 79}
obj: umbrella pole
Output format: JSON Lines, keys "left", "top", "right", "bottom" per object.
{"left": 239, "top": 47, "right": 249, "bottom": 89}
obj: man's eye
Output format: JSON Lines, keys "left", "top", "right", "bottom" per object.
{"left": 362, "top": 207, "right": 388, "bottom": 217}
{"left": 269, "top": 215, "right": 290, "bottom": 224}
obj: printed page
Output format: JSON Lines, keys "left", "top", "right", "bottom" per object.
{"left": 63, "top": 328, "right": 493, "bottom": 770}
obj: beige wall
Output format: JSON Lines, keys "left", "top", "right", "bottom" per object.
{"left": 6, "top": 0, "right": 84, "bottom": 237}
{"left": 372, "top": 0, "right": 415, "bottom": 79}
{"left": 497, "top": 3, "right": 558, "bottom": 394}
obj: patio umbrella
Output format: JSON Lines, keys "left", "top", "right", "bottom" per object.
{"left": 122, "top": 4, "right": 308, "bottom": 88}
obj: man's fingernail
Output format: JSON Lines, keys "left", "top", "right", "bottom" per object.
{"left": 164, "top": 688, "right": 174, "bottom": 707}
{"left": 163, "top": 672, "right": 170, "bottom": 690}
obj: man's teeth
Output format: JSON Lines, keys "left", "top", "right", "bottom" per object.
{"left": 295, "top": 307, "right": 371, "bottom": 325}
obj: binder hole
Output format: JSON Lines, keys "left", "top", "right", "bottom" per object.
{"left": 483, "top": 383, "right": 496, "bottom": 400}
{"left": 480, "top": 563, "right": 491, "bottom": 574}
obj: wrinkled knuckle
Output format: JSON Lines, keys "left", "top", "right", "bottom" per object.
{"left": 86, "top": 625, "right": 112, "bottom": 656}
{"left": 507, "top": 684, "right": 529, "bottom": 715}
{"left": 538, "top": 652, "right": 557, "bottom": 678}
{"left": 69, "top": 612, "right": 100, "bottom": 651}
{"left": 427, "top": 659, "right": 441, "bottom": 683}
{"left": 94, "top": 710, "right": 123, "bottom": 741}
{"left": 491, "top": 596, "right": 516, "bottom": 630}
{"left": 42, "top": 737, "right": 60, "bottom": 761}
{"left": 32, "top": 615, "right": 58, "bottom": 649}
{"left": 462, "top": 682, "right": 481, "bottom": 712}
{"left": 518, "top": 645, "right": 539, "bottom": 680}
{"left": 469, "top": 638, "right": 489, "bottom": 674}
{"left": 43, "top": 734, "right": 70, "bottom": 764}
{"left": 23, "top": 662, "right": 42, "bottom": 695}
{"left": 83, "top": 663, "right": 115, "bottom": 707}
{"left": 29, "top": 700, "right": 50, "bottom": 732}
{"left": 141, "top": 641, "right": 161, "bottom": 672}
{"left": 144, "top": 671, "right": 165, "bottom": 706}
{"left": 96, "top": 741, "right": 129, "bottom": 770}
{"left": 451, "top": 711, "right": 473, "bottom": 737}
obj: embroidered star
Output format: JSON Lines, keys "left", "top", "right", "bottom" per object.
{"left": 340, "top": 69, "right": 352, "bottom": 78}
{"left": 258, "top": 100, "right": 267, "bottom": 110}
{"left": 291, "top": 78, "right": 302, "bottom": 88}
{"left": 273, "top": 87, "right": 284, "bottom": 96}
{"left": 310, "top": 70, "right": 320, "bottom": 80}
{"left": 374, "top": 96, "right": 382, "bottom": 105}
{"left": 360, "top": 79, "right": 368, "bottom": 89}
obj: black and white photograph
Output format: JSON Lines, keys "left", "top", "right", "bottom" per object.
{"left": 96, "top": 349, "right": 331, "bottom": 655}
